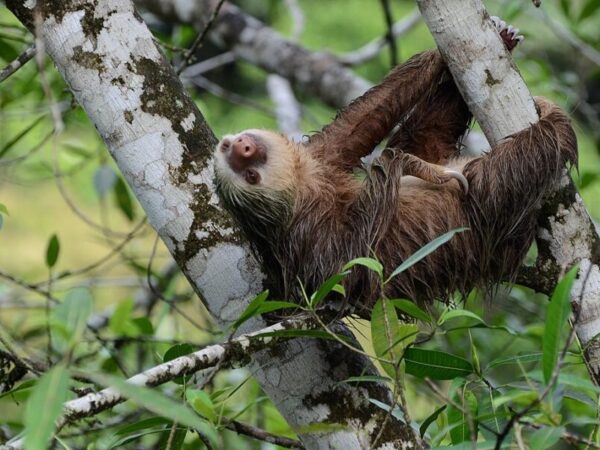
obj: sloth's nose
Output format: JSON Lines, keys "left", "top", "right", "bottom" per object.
{"left": 232, "top": 135, "right": 257, "bottom": 159}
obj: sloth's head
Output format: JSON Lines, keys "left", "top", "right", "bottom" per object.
{"left": 214, "top": 129, "right": 299, "bottom": 241}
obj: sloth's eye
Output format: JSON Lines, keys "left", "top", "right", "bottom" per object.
{"left": 245, "top": 169, "right": 260, "bottom": 185}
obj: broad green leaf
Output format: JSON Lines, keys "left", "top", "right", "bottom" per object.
{"left": 94, "top": 165, "right": 117, "bottom": 198}
{"left": 529, "top": 426, "right": 564, "bottom": 450}
{"left": 46, "top": 234, "right": 60, "bottom": 268}
{"left": 0, "top": 38, "right": 19, "bottom": 62}
{"left": 342, "top": 257, "right": 383, "bottom": 278}
{"left": 0, "top": 203, "right": 8, "bottom": 215}
{"left": 389, "top": 299, "right": 432, "bottom": 323}
{"left": 430, "top": 442, "right": 496, "bottom": 450}
{"left": 447, "top": 388, "right": 478, "bottom": 444}
{"left": 158, "top": 425, "right": 187, "bottom": 450}
{"left": 164, "top": 344, "right": 194, "bottom": 385}
{"left": 387, "top": 227, "right": 467, "bottom": 281}
{"left": 24, "top": 365, "right": 70, "bottom": 450}
{"left": 187, "top": 389, "right": 217, "bottom": 423}
{"left": 114, "top": 417, "right": 171, "bottom": 436}
{"left": 51, "top": 288, "right": 93, "bottom": 351}
{"left": 310, "top": 272, "right": 348, "bottom": 308}
{"left": 493, "top": 390, "right": 538, "bottom": 408}
{"left": 404, "top": 348, "right": 474, "bottom": 380}
{"left": 114, "top": 177, "right": 136, "bottom": 221}
{"left": 420, "top": 404, "right": 446, "bottom": 438}
{"left": 84, "top": 372, "right": 218, "bottom": 445}
{"left": 542, "top": 266, "right": 577, "bottom": 384}
{"left": 131, "top": 317, "right": 154, "bottom": 335}
{"left": 438, "top": 309, "right": 484, "bottom": 326}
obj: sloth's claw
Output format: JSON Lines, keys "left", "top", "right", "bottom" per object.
{"left": 490, "top": 15, "right": 524, "bottom": 51}
{"left": 444, "top": 169, "right": 469, "bottom": 194}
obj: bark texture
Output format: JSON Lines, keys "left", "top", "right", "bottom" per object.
{"left": 3, "top": 1, "right": 419, "bottom": 449}
{"left": 418, "top": 0, "right": 600, "bottom": 384}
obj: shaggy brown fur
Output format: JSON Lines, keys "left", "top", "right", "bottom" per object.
{"left": 214, "top": 49, "right": 577, "bottom": 319}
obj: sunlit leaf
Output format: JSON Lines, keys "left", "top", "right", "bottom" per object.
{"left": 371, "top": 299, "right": 417, "bottom": 378}
{"left": 187, "top": 389, "right": 217, "bottom": 423}
{"left": 24, "top": 365, "right": 70, "bottom": 450}
{"left": 542, "top": 266, "right": 577, "bottom": 384}
{"left": 387, "top": 228, "right": 467, "bottom": 281}
{"left": 342, "top": 257, "right": 383, "bottom": 278}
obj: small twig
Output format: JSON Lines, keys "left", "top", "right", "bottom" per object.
{"left": 189, "top": 75, "right": 275, "bottom": 117}
{"left": 180, "top": 51, "right": 235, "bottom": 79}
{"left": 284, "top": 0, "right": 305, "bottom": 41}
{"left": 177, "top": 0, "right": 227, "bottom": 74}
{"left": 225, "top": 419, "right": 305, "bottom": 449}
{"left": 338, "top": 11, "right": 421, "bottom": 66}
{"left": 380, "top": 0, "right": 398, "bottom": 67}
{"left": 0, "top": 44, "right": 35, "bottom": 83}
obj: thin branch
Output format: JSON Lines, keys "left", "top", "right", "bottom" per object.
{"left": 180, "top": 51, "right": 235, "bottom": 79}
{"left": 379, "top": 0, "right": 398, "bottom": 67}
{"left": 0, "top": 318, "right": 320, "bottom": 450}
{"left": 176, "top": 0, "right": 226, "bottom": 74}
{"left": 224, "top": 419, "right": 305, "bottom": 449}
{"left": 0, "top": 44, "right": 35, "bottom": 82}
{"left": 338, "top": 11, "right": 421, "bottom": 66}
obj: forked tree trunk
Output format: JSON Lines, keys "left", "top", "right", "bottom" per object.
{"left": 417, "top": 0, "right": 600, "bottom": 385}
{"left": 4, "top": 1, "right": 420, "bottom": 449}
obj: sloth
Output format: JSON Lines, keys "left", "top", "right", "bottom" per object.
{"left": 213, "top": 21, "right": 577, "bottom": 318}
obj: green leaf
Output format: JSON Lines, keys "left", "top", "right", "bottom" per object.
{"left": 51, "top": 288, "right": 93, "bottom": 351}
{"left": 369, "top": 398, "right": 406, "bottom": 422}
{"left": 387, "top": 227, "right": 467, "bottom": 281}
{"left": 542, "top": 266, "right": 577, "bottom": 384}
{"left": 447, "top": 388, "right": 478, "bottom": 444}
{"left": 309, "top": 272, "right": 348, "bottom": 308}
{"left": 371, "top": 299, "right": 417, "bottom": 378}
{"left": 84, "top": 371, "right": 218, "bottom": 445}
{"left": 342, "top": 257, "right": 383, "bottom": 278}
{"left": 187, "top": 389, "right": 217, "bottom": 423}
{"left": 109, "top": 298, "right": 137, "bottom": 336}
{"left": 24, "top": 365, "right": 70, "bottom": 450}
{"left": 438, "top": 309, "right": 484, "bottom": 325}
{"left": 404, "top": 348, "right": 474, "bottom": 380}
{"left": 579, "top": 0, "right": 600, "bottom": 21}
{"left": 114, "top": 177, "right": 136, "bottom": 221}
{"left": 420, "top": 405, "right": 446, "bottom": 438}
{"left": 486, "top": 352, "right": 543, "bottom": 370}
{"left": 232, "top": 290, "right": 270, "bottom": 330}
{"left": 0, "top": 115, "right": 44, "bottom": 159}
{"left": 0, "top": 203, "right": 8, "bottom": 216}
{"left": 45, "top": 234, "right": 60, "bottom": 268}
{"left": 389, "top": 299, "right": 432, "bottom": 322}
{"left": 0, "top": 38, "right": 19, "bottom": 62}
{"left": 529, "top": 426, "right": 564, "bottom": 450}
{"left": 341, "top": 375, "right": 391, "bottom": 385}
{"left": 164, "top": 344, "right": 194, "bottom": 385}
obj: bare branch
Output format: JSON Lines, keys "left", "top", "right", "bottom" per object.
{"left": 0, "top": 43, "right": 35, "bottom": 82}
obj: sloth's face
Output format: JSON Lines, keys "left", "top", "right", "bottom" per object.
{"left": 214, "top": 129, "right": 296, "bottom": 193}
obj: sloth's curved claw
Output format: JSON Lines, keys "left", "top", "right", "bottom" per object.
{"left": 444, "top": 169, "right": 469, "bottom": 194}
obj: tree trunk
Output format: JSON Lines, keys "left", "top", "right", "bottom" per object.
{"left": 417, "top": 0, "right": 600, "bottom": 385}
{"left": 4, "top": 1, "right": 420, "bottom": 448}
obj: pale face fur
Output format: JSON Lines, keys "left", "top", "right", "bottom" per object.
{"left": 214, "top": 129, "right": 298, "bottom": 195}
